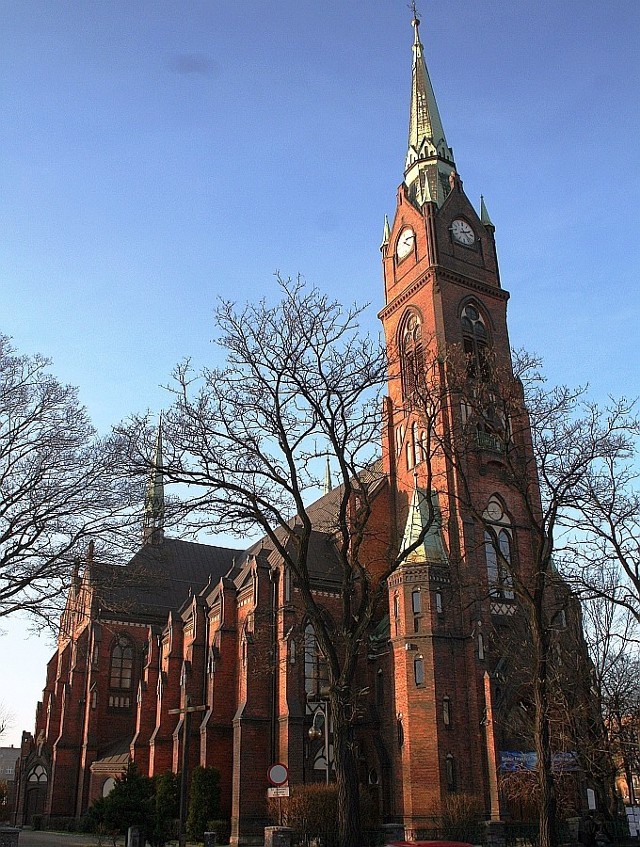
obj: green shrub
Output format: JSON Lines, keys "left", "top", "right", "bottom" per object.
{"left": 207, "top": 819, "right": 231, "bottom": 844}
{"left": 87, "top": 761, "right": 155, "bottom": 838}
{"left": 186, "top": 766, "right": 221, "bottom": 842}
{"left": 152, "top": 771, "right": 180, "bottom": 846}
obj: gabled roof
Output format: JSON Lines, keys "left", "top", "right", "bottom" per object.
{"left": 91, "top": 538, "right": 240, "bottom": 624}
{"left": 89, "top": 464, "right": 388, "bottom": 624}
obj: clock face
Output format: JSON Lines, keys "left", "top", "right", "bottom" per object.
{"left": 396, "top": 227, "right": 416, "bottom": 260}
{"left": 451, "top": 218, "right": 475, "bottom": 246}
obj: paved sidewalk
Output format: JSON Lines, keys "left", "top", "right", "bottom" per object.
{"left": 9, "top": 831, "right": 125, "bottom": 847}
{"left": 12, "top": 831, "right": 234, "bottom": 847}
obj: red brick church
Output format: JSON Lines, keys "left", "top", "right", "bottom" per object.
{"left": 14, "top": 12, "right": 601, "bottom": 844}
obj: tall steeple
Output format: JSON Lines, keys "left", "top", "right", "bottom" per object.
{"left": 404, "top": 6, "right": 456, "bottom": 207}
{"left": 143, "top": 417, "right": 165, "bottom": 545}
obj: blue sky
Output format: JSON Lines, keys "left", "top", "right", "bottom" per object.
{"left": 1, "top": 1, "right": 639, "bottom": 748}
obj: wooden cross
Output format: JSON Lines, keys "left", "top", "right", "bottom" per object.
{"left": 169, "top": 696, "right": 208, "bottom": 846}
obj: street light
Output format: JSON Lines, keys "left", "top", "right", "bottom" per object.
{"left": 308, "top": 704, "right": 330, "bottom": 785}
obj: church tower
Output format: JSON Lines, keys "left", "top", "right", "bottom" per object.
{"left": 380, "top": 10, "right": 527, "bottom": 835}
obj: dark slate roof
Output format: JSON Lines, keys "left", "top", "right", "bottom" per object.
{"left": 91, "top": 465, "right": 386, "bottom": 623}
{"left": 92, "top": 538, "right": 240, "bottom": 624}
{"left": 231, "top": 466, "right": 387, "bottom": 590}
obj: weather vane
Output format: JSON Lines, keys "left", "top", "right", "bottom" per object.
{"left": 409, "top": 1, "right": 421, "bottom": 23}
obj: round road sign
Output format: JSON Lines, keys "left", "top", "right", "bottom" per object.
{"left": 267, "top": 763, "right": 288, "bottom": 786}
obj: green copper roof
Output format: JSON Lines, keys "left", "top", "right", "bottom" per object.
{"left": 404, "top": 12, "right": 456, "bottom": 208}
{"left": 400, "top": 486, "right": 448, "bottom": 565}
{"left": 380, "top": 214, "right": 391, "bottom": 250}
{"left": 480, "top": 195, "right": 494, "bottom": 227}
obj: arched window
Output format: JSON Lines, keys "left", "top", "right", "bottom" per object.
{"left": 443, "top": 696, "right": 451, "bottom": 726}
{"left": 376, "top": 668, "right": 384, "bottom": 709}
{"left": 414, "top": 654, "right": 425, "bottom": 686}
{"left": 483, "top": 497, "right": 515, "bottom": 600}
{"left": 461, "top": 303, "right": 489, "bottom": 380}
{"left": 110, "top": 635, "right": 134, "bottom": 690}
{"left": 393, "top": 592, "right": 400, "bottom": 635}
{"left": 400, "top": 311, "right": 424, "bottom": 401}
{"left": 304, "top": 623, "right": 329, "bottom": 697}
{"left": 412, "top": 588, "right": 422, "bottom": 614}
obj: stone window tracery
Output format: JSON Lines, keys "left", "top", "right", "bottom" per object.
{"left": 461, "top": 302, "right": 489, "bottom": 380}
{"left": 483, "top": 496, "right": 515, "bottom": 601}
{"left": 304, "top": 622, "right": 329, "bottom": 698}
{"left": 110, "top": 635, "right": 133, "bottom": 690}
{"left": 399, "top": 311, "right": 424, "bottom": 401}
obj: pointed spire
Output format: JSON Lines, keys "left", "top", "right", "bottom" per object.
{"left": 143, "top": 415, "right": 165, "bottom": 545}
{"left": 380, "top": 215, "right": 391, "bottom": 251}
{"left": 480, "top": 195, "right": 494, "bottom": 228}
{"left": 404, "top": 6, "right": 456, "bottom": 208}
{"left": 323, "top": 456, "right": 332, "bottom": 495}
{"left": 400, "top": 486, "right": 448, "bottom": 565}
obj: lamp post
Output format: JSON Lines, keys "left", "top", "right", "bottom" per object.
{"left": 308, "top": 702, "right": 330, "bottom": 785}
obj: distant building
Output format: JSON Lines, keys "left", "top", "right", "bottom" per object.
{"left": 0, "top": 745, "right": 19, "bottom": 822}
{"left": 14, "top": 11, "right": 611, "bottom": 844}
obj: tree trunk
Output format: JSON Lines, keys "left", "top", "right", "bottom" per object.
{"left": 331, "top": 692, "right": 361, "bottom": 847}
{"left": 533, "top": 623, "right": 558, "bottom": 847}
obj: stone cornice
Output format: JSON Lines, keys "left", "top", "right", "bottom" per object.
{"left": 379, "top": 266, "right": 509, "bottom": 322}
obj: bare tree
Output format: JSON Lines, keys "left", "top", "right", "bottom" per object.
{"left": 0, "top": 334, "right": 138, "bottom": 626}
{"left": 119, "top": 278, "right": 444, "bottom": 847}
{"left": 567, "top": 457, "right": 640, "bottom": 623}
{"left": 582, "top": 595, "right": 640, "bottom": 806}
{"left": 0, "top": 702, "right": 13, "bottom": 740}
{"left": 434, "top": 350, "right": 637, "bottom": 847}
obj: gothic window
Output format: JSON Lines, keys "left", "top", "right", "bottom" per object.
{"left": 478, "top": 632, "right": 485, "bottom": 660}
{"left": 284, "top": 567, "right": 292, "bottom": 602}
{"left": 443, "top": 696, "right": 451, "bottom": 726}
{"left": 110, "top": 635, "right": 133, "bottom": 690}
{"left": 376, "top": 668, "right": 384, "bottom": 709}
{"left": 461, "top": 303, "right": 489, "bottom": 380}
{"left": 395, "top": 424, "right": 405, "bottom": 456}
{"left": 483, "top": 496, "right": 515, "bottom": 601}
{"left": 420, "top": 430, "right": 428, "bottom": 463}
{"left": 414, "top": 654, "right": 425, "bottom": 686}
{"left": 397, "top": 714, "right": 405, "bottom": 748}
{"left": 393, "top": 592, "right": 400, "bottom": 635}
{"left": 406, "top": 440, "right": 414, "bottom": 470}
{"left": 28, "top": 765, "right": 47, "bottom": 783}
{"left": 304, "top": 623, "right": 329, "bottom": 698}
{"left": 445, "top": 754, "right": 456, "bottom": 790}
{"left": 435, "top": 591, "right": 443, "bottom": 614}
{"left": 553, "top": 609, "right": 567, "bottom": 629}
{"left": 412, "top": 588, "right": 422, "bottom": 632}
{"left": 400, "top": 311, "right": 424, "bottom": 401}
